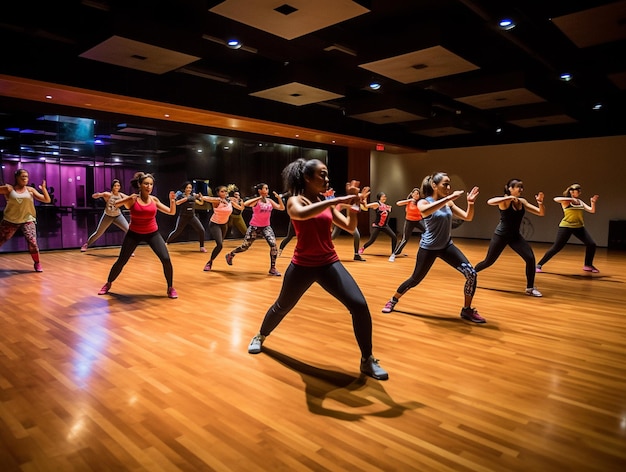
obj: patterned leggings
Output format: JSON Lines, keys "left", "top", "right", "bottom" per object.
{"left": 231, "top": 225, "right": 278, "bottom": 269}
{"left": 397, "top": 243, "right": 477, "bottom": 298}
{"left": 0, "top": 220, "right": 40, "bottom": 262}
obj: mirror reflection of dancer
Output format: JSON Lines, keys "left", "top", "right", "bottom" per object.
{"left": 0, "top": 169, "right": 50, "bottom": 272}
{"left": 381, "top": 172, "right": 485, "bottom": 323}
{"left": 390, "top": 187, "right": 425, "bottom": 261}
{"left": 359, "top": 192, "right": 397, "bottom": 260}
{"left": 81, "top": 179, "right": 130, "bottom": 252}
{"left": 536, "top": 183, "right": 599, "bottom": 273}
{"left": 226, "top": 187, "right": 247, "bottom": 238}
{"left": 98, "top": 172, "right": 179, "bottom": 298}
{"left": 474, "top": 179, "right": 545, "bottom": 297}
{"left": 201, "top": 185, "right": 243, "bottom": 271}
{"left": 247, "top": 158, "right": 388, "bottom": 380}
{"left": 166, "top": 181, "right": 207, "bottom": 253}
{"left": 224, "top": 183, "right": 285, "bottom": 276}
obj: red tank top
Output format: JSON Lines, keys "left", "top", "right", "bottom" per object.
{"left": 292, "top": 207, "right": 339, "bottom": 267}
{"left": 130, "top": 199, "right": 158, "bottom": 234}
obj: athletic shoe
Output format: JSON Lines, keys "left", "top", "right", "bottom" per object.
{"left": 360, "top": 356, "right": 388, "bottom": 380}
{"left": 248, "top": 334, "right": 265, "bottom": 354}
{"left": 583, "top": 265, "right": 599, "bottom": 273}
{"left": 525, "top": 287, "right": 543, "bottom": 297}
{"left": 358, "top": 247, "right": 365, "bottom": 255}
{"left": 203, "top": 261, "right": 212, "bottom": 271}
{"left": 460, "top": 307, "right": 486, "bottom": 323}
{"left": 98, "top": 283, "right": 111, "bottom": 295}
{"left": 388, "top": 254, "right": 395, "bottom": 262}
{"left": 80, "top": 244, "right": 88, "bottom": 252}
{"left": 200, "top": 247, "right": 207, "bottom": 253}
{"left": 167, "top": 287, "right": 178, "bottom": 299}
{"left": 535, "top": 265, "right": 543, "bottom": 273}
{"left": 225, "top": 253, "right": 234, "bottom": 265}
{"left": 353, "top": 254, "right": 366, "bottom": 261}
{"left": 268, "top": 268, "right": 281, "bottom": 276}
{"left": 34, "top": 262, "right": 43, "bottom": 272}
{"left": 381, "top": 299, "right": 397, "bottom": 313}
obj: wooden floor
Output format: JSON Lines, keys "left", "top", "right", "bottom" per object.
{"left": 0, "top": 237, "right": 625, "bottom": 471}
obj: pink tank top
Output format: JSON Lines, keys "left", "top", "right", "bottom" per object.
{"left": 210, "top": 200, "right": 233, "bottom": 224}
{"left": 249, "top": 199, "right": 273, "bottom": 226}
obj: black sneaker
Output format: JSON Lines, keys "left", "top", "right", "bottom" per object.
{"left": 353, "top": 254, "right": 366, "bottom": 261}
{"left": 360, "top": 356, "right": 388, "bottom": 380}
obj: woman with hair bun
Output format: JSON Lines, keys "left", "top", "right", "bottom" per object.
{"left": 536, "top": 183, "right": 599, "bottom": 273}
{"left": 381, "top": 172, "right": 484, "bottom": 323}
{"left": 98, "top": 172, "right": 179, "bottom": 298}
{"left": 474, "top": 178, "right": 545, "bottom": 297}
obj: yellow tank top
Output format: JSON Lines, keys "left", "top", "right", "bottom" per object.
{"left": 559, "top": 203, "right": 584, "bottom": 228}
{"left": 2, "top": 188, "right": 37, "bottom": 224}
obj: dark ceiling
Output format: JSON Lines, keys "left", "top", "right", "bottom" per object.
{"left": 1, "top": 0, "right": 625, "bottom": 151}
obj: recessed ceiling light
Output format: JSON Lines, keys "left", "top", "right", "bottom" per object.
{"left": 498, "top": 18, "right": 516, "bottom": 30}
{"left": 227, "top": 39, "right": 242, "bottom": 49}
{"left": 592, "top": 103, "right": 603, "bottom": 111}
{"left": 560, "top": 73, "right": 572, "bottom": 82}
{"left": 369, "top": 82, "right": 381, "bottom": 90}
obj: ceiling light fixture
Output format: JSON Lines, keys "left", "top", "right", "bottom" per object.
{"left": 369, "top": 81, "right": 381, "bottom": 91}
{"left": 498, "top": 18, "right": 516, "bottom": 30}
{"left": 227, "top": 39, "right": 242, "bottom": 49}
{"left": 592, "top": 103, "right": 603, "bottom": 111}
{"left": 560, "top": 73, "right": 572, "bottom": 82}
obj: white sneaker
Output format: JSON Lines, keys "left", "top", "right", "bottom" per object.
{"left": 388, "top": 254, "right": 395, "bottom": 262}
{"left": 248, "top": 334, "right": 265, "bottom": 354}
{"left": 525, "top": 287, "right": 543, "bottom": 297}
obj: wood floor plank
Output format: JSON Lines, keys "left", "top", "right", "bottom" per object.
{"left": 0, "top": 237, "right": 625, "bottom": 471}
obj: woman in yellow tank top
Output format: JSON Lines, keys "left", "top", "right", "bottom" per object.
{"left": 536, "top": 183, "right": 599, "bottom": 273}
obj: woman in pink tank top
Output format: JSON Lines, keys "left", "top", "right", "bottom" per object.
{"left": 223, "top": 182, "right": 285, "bottom": 276}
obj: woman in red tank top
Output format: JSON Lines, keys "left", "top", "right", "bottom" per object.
{"left": 98, "top": 172, "right": 179, "bottom": 299}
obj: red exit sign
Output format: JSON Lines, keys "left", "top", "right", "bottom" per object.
{"left": 375, "top": 144, "right": 385, "bottom": 151}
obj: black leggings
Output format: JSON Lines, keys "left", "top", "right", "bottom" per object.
{"left": 537, "top": 226, "right": 596, "bottom": 267}
{"left": 279, "top": 221, "right": 296, "bottom": 250}
{"left": 258, "top": 261, "right": 373, "bottom": 359}
{"left": 362, "top": 225, "right": 397, "bottom": 253}
{"left": 475, "top": 233, "right": 536, "bottom": 288}
{"left": 397, "top": 244, "right": 476, "bottom": 298}
{"left": 208, "top": 221, "right": 228, "bottom": 262}
{"left": 331, "top": 225, "right": 361, "bottom": 254}
{"left": 107, "top": 230, "right": 173, "bottom": 287}
{"left": 393, "top": 219, "right": 425, "bottom": 255}
{"left": 166, "top": 214, "right": 205, "bottom": 247}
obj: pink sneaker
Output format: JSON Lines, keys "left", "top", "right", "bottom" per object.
{"left": 200, "top": 247, "right": 207, "bottom": 253}
{"left": 358, "top": 247, "right": 365, "bottom": 255}
{"left": 203, "top": 261, "right": 212, "bottom": 271}
{"left": 460, "top": 307, "right": 486, "bottom": 323}
{"left": 34, "top": 262, "right": 43, "bottom": 272}
{"left": 98, "top": 282, "right": 111, "bottom": 295}
{"left": 80, "top": 244, "right": 88, "bottom": 252}
{"left": 167, "top": 287, "right": 178, "bottom": 299}
{"left": 583, "top": 265, "right": 599, "bottom": 273}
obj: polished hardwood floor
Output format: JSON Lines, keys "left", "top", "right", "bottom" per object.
{"left": 0, "top": 237, "right": 624, "bottom": 471}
